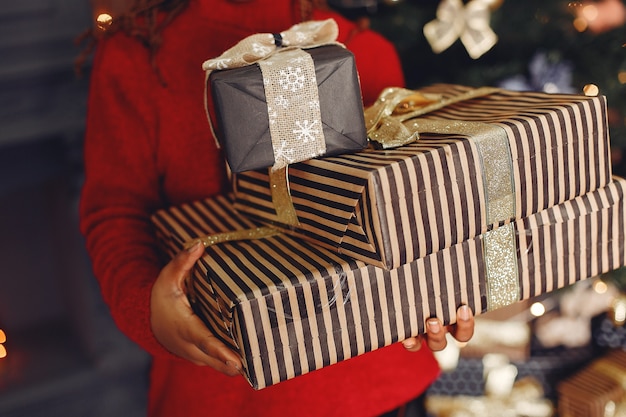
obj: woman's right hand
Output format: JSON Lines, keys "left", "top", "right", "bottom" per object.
{"left": 150, "top": 242, "right": 244, "bottom": 377}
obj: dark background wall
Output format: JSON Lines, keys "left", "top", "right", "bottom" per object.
{"left": 0, "top": 2, "right": 150, "bottom": 416}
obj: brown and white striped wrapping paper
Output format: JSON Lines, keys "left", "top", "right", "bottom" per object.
{"left": 152, "top": 177, "right": 626, "bottom": 390}
{"left": 232, "top": 84, "right": 612, "bottom": 269}
{"left": 558, "top": 349, "right": 626, "bottom": 417}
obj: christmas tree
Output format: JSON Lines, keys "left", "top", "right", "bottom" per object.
{"left": 331, "top": 0, "right": 626, "bottom": 174}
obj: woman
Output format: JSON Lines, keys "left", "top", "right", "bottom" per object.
{"left": 79, "top": 1, "right": 474, "bottom": 416}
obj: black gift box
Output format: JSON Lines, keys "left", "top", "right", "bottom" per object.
{"left": 209, "top": 45, "right": 368, "bottom": 173}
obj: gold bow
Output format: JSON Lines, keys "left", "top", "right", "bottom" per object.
{"left": 364, "top": 87, "right": 442, "bottom": 148}
{"left": 202, "top": 18, "right": 339, "bottom": 72}
{"left": 364, "top": 86, "right": 500, "bottom": 148}
{"left": 423, "top": 0, "right": 499, "bottom": 59}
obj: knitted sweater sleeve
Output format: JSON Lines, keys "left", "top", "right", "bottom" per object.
{"left": 79, "top": 36, "right": 174, "bottom": 358}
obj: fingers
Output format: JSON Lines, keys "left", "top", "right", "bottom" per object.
{"left": 425, "top": 318, "right": 448, "bottom": 351}
{"left": 450, "top": 305, "right": 474, "bottom": 343}
{"left": 401, "top": 336, "right": 423, "bottom": 352}
{"left": 164, "top": 241, "right": 205, "bottom": 289}
{"left": 404, "top": 305, "right": 475, "bottom": 353}
{"left": 182, "top": 315, "right": 244, "bottom": 375}
{"left": 151, "top": 242, "right": 245, "bottom": 377}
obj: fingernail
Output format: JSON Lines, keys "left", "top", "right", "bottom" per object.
{"left": 458, "top": 305, "right": 470, "bottom": 321}
{"left": 427, "top": 319, "right": 441, "bottom": 334}
{"left": 403, "top": 340, "right": 416, "bottom": 350}
{"left": 186, "top": 241, "right": 202, "bottom": 252}
{"left": 403, "top": 339, "right": 422, "bottom": 351}
{"left": 227, "top": 360, "right": 244, "bottom": 375}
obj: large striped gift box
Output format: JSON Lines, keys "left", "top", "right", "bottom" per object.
{"left": 232, "top": 84, "right": 612, "bottom": 269}
{"left": 152, "top": 177, "right": 626, "bottom": 390}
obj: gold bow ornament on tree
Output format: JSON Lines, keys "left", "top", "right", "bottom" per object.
{"left": 423, "top": 0, "right": 501, "bottom": 59}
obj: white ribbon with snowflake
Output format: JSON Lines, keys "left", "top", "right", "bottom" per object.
{"left": 202, "top": 19, "right": 340, "bottom": 171}
{"left": 258, "top": 48, "right": 325, "bottom": 170}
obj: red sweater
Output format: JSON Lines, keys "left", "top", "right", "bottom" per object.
{"left": 79, "top": 1, "right": 439, "bottom": 416}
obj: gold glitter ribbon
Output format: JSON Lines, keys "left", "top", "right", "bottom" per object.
{"left": 365, "top": 86, "right": 518, "bottom": 310}
{"left": 411, "top": 119, "right": 515, "bottom": 224}
{"left": 409, "top": 119, "right": 518, "bottom": 309}
{"left": 182, "top": 168, "right": 297, "bottom": 255}
{"left": 183, "top": 226, "right": 281, "bottom": 250}
{"left": 269, "top": 167, "right": 300, "bottom": 227}
{"left": 364, "top": 86, "right": 499, "bottom": 148}
{"left": 182, "top": 219, "right": 282, "bottom": 305}
{"left": 482, "top": 224, "right": 519, "bottom": 310}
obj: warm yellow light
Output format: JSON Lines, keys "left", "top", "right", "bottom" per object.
{"left": 573, "top": 17, "right": 588, "bottom": 32}
{"left": 614, "top": 301, "right": 626, "bottom": 325}
{"left": 618, "top": 71, "right": 626, "bottom": 84}
{"left": 593, "top": 280, "right": 609, "bottom": 294}
{"left": 0, "top": 330, "right": 5, "bottom": 359}
{"left": 96, "top": 13, "right": 113, "bottom": 30}
{"left": 530, "top": 302, "right": 546, "bottom": 317}
{"left": 582, "top": 4, "right": 599, "bottom": 21}
{"left": 583, "top": 83, "right": 599, "bottom": 96}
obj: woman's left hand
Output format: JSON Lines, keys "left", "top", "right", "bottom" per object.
{"left": 401, "top": 305, "right": 475, "bottom": 352}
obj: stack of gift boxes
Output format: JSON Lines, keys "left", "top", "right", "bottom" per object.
{"left": 151, "top": 21, "right": 626, "bottom": 394}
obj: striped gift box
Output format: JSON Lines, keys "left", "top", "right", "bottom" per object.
{"left": 232, "top": 84, "right": 612, "bottom": 269}
{"left": 558, "top": 349, "right": 626, "bottom": 417}
{"left": 152, "top": 177, "right": 626, "bottom": 390}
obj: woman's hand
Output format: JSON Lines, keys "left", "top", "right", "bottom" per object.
{"left": 150, "top": 242, "right": 244, "bottom": 377}
{"left": 151, "top": 241, "right": 474, "bottom": 367}
{"left": 402, "top": 305, "right": 475, "bottom": 352}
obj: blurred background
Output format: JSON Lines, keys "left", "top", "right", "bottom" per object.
{"left": 0, "top": 0, "right": 624, "bottom": 416}
{"left": 0, "top": 2, "right": 149, "bottom": 416}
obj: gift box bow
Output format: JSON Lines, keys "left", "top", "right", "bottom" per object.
{"left": 202, "top": 19, "right": 339, "bottom": 72}
{"left": 203, "top": 19, "right": 358, "bottom": 172}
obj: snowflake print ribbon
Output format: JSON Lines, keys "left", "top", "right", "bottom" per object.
{"left": 202, "top": 19, "right": 340, "bottom": 170}
{"left": 259, "top": 48, "right": 326, "bottom": 170}
{"left": 423, "top": 0, "right": 499, "bottom": 59}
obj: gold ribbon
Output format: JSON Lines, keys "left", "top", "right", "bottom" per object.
{"left": 483, "top": 224, "right": 519, "bottom": 310}
{"left": 364, "top": 86, "right": 500, "bottom": 148}
{"left": 182, "top": 168, "right": 297, "bottom": 256}
{"left": 269, "top": 167, "right": 300, "bottom": 227}
{"left": 194, "top": 85, "right": 518, "bottom": 312}
{"left": 202, "top": 19, "right": 339, "bottom": 72}
{"left": 184, "top": 226, "right": 281, "bottom": 250}
{"left": 410, "top": 119, "right": 517, "bottom": 309}
{"left": 183, "top": 226, "right": 281, "bottom": 305}
{"left": 365, "top": 86, "right": 518, "bottom": 310}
